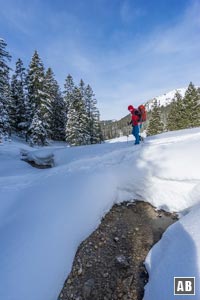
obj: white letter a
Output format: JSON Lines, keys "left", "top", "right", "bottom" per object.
{"left": 177, "top": 281, "right": 184, "bottom": 291}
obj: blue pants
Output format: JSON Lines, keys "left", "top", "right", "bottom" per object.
{"left": 132, "top": 125, "right": 140, "bottom": 144}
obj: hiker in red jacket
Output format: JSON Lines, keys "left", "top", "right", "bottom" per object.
{"left": 128, "top": 105, "right": 140, "bottom": 144}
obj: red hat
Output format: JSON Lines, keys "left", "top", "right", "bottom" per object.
{"left": 128, "top": 105, "right": 134, "bottom": 111}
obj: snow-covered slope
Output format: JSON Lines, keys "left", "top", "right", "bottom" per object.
{"left": 0, "top": 128, "right": 200, "bottom": 300}
{"left": 145, "top": 88, "right": 187, "bottom": 110}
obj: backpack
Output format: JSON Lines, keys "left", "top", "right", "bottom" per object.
{"left": 138, "top": 105, "right": 147, "bottom": 122}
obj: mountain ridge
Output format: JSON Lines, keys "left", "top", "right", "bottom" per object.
{"left": 145, "top": 87, "right": 187, "bottom": 111}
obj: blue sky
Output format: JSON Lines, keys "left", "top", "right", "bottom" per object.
{"left": 1, "top": 0, "right": 200, "bottom": 120}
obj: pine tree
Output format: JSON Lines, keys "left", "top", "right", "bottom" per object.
{"left": 166, "top": 91, "right": 185, "bottom": 131}
{"left": 27, "top": 51, "right": 46, "bottom": 117}
{"left": 65, "top": 87, "right": 90, "bottom": 146}
{"left": 28, "top": 110, "right": 47, "bottom": 146}
{"left": 26, "top": 51, "right": 48, "bottom": 145}
{"left": 182, "top": 82, "right": 200, "bottom": 128}
{"left": 42, "top": 68, "right": 54, "bottom": 138}
{"left": 45, "top": 68, "right": 65, "bottom": 140}
{"left": 10, "top": 74, "right": 19, "bottom": 132}
{"left": 63, "top": 74, "right": 75, "bottom": 114}
{"left": 10, "top": 58, "right": 27, "bottom": 134}
{"left": 147, "top": 99, "right": 164, "bottom": 136}
{"left": 3, "top": 75, "right": 12, "bottom": 135}
{"left": 94, "top": 110, "right": 103, "bottom": 143}
{"left": 24, "top": 73, "right": 32, "bottom": 133}
{"left": 52, "top": 92, "right": 66, "bottom": 141}
{"left": 84, "top": 84, "right": 102, "bottom": 144}
{"left": 0, "top": 38, "right": 11, "bottom": 139}
{"left": 79, "top": 79, "right": 85, "bottom": 99}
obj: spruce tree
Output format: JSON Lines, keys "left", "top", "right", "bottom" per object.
{"left": 166, "top": 91, "right": 185, "bottom": 131}
{"left": 42, "top": 68, "right": 54, "bottom": 138}
{"left": 27, "top": 51, "right": 45, "bottom": 116}
{"left": 10, "top": 58, "right": 27, "bottom": 134}
{"left": 84, "top": 84, "right": 102, "bottom": 144}
{"left": 10, "top": 74, "right": 19, "bottom": 132}
{"left": 29, "top": 110, "right": 47, "bottom": 146}
{"left": 79, "top": 79, "right": 85, "bottom": 99}
{"left": 182, "top": 82, "right": 200, "bottom": 128}
{"left": 0, "top": 38, "right": 11, "bottom": 139}
{"left": 52, "top": 92, "right": 66, "bottom": 141}
{"left": 63, "top": 74, "right": 75, "bottom": 114}
{"left": 27, "top": 51, "right": 48, "bottom": 145}
{"left": 65, "top": 87, "right": 90, "bottom": 146}
{"left": 147, "top": 99, "right": 164, "bottom": 136}
{"left": 45, "top": 68, "right": 65, "bottom": 140}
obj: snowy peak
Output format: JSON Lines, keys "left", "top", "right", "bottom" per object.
{"left": 145, "top": 88, "right": 187, "bottom": 111}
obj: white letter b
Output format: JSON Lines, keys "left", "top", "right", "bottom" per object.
{"left": 185, "top": 281, "right": 192, "bottom": 291}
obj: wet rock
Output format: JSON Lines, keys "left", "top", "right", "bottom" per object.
{"left": 115, "top": 255, "right": 130, "bottom": 269}
{"left": 77, "top": 267, "right": 83, "bottom": 276}
{"left": 102, "top": 272, "right": 109, "bottom": 278}
{"left": 82, "top": 279, "right": 95, "bottom": 299}
{"left": 123, "top": 275, "right": 134, "bottom": 289}
{"left": 113, "top": 237, "right": 119, "bottom": 242}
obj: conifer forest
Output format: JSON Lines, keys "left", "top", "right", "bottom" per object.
{"left": 0, "top": 38, "right": 103, "bottom": 146}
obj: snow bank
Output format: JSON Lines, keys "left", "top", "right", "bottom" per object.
{"left": 0, "top": 128, "right": 200, "bottom": 300}
{"left": 145, "top": 203, "right": 200, "bottom": 300}
{"left": 20, "top": 148, "right": 54, "bottom": 167}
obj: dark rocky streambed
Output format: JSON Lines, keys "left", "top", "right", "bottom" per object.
{"left": 58, "top": 201, "right": 177, "bottom": 300}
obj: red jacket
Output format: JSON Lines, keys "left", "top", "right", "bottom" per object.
{"left": 131, "top": 110, "right": 140, "bottom": 126}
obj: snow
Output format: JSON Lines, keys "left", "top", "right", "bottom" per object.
{"left": 146, "top": 87, "right": 187, "bottom": 110}
{"left": 145, "top": 204, "right": 200, "bottom": 299}
{"left": 0, "top": 128, "right": 200, "bottom": 300}
{"left": 20, "top": 148, "right": 54, "bottom": 167}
